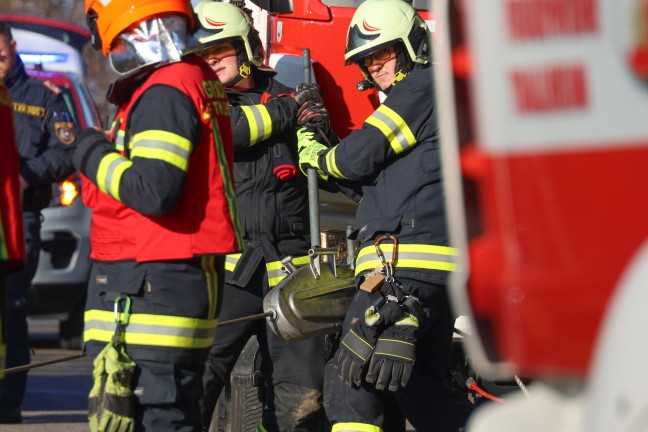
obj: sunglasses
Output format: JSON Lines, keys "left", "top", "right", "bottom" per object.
{"left": 359, "top": 46, "right": 396, "bottom": 67}
{"left": 201, "top": 43, "right": 237, "bottom": 61}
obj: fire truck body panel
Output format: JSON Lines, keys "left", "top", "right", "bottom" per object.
{"left": 436, "top": 0, "right": 648, "bottom": 378}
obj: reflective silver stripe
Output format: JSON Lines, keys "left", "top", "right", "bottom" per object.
{"left": 241, "top": 104, "right": 272, "bottom": 145}
{"left": 85, "top": 319, "right": 216, "bottom": 339}
{"left": 225, "top": 253, "right": 241, "bottom": 272}
{"left": 354, "top": 244, "right": 458, "bottom": 276}
{"left": 366, "top": 104, "right": 416, "bottom": 154}
{"left": 131, "top": 139, "right": 190, "bottom": 161}
{"left": 266, "top": 255, "right": 310, "bottom": 287}
{"left": 84, "top": 310, "right": 217, "bottom": 349}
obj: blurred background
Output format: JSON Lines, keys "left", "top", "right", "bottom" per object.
{"left": 1, "top": 0, "right": 117, "bottom": 121}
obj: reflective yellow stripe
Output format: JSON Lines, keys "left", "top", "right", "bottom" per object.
{"left": 212, "top": 119, "right": 244, "bottom": 248}
{"left": 365, "top": 105, "right": 416, "bottom": 154}
{"left": 256, "top": 419, "right": 269, "bottom": 432}
{"left": 240, "top": 104, "right": 272, "bottom": 146}
{"left": 114, "top": 128, "right": 126, "bottom": 152}
{"left": 0, "top": 212, "right": 8, "bottom": 261}
{"left": 324, "top": 146, "right": 348, "bottom": 179}
{"left": 225, "top": 253, "right": 242, "bottom": 272}
{"left": 354, "top": 243, "right": 458, "bottom": 276}
{"left": 84, "top": 310, "right": 217, "bottom": 349}
{"left": 202, "top": 256, "right": 219, "bottom": 320}
{"left": 130, "top": 130, "right": 192, "bottom": 172}
{"left": 96, "top": 153, "right": 133, "bottom": 200}
{"left": 332, "top": 423, "right": 382, "bottom": 432}
{"left": 266, "top": 255, "right": 310, "bottom": 287}
{"left": 0, "top": 343, "right": 5, "bottom": 381}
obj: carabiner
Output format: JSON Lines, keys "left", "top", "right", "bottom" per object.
{"left": 374, "top": 234, "right": 398, "bottom": 282}
{"left": 114, "top": 295, "right": 132, "bottom": 326}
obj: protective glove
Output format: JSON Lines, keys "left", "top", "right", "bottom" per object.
{"left": 335, "top": 291, "right": 403, "bottom": 387}
{"left": 365, "top": 296, "right": 424, "bottom": 392}
{"left": 297, "top": 128, "right": 328, "bottom": 178}
{"left": 88, "top": 344, "right": 110, "bottom": 432}
{"left": 294, "top": 83, "right": 324, "bottom": 106}
{"left": 297, "top": 101, "right": 330, "bottom": 129}
{"left": 97, "top": 343, "right": 137, "bottom": 432}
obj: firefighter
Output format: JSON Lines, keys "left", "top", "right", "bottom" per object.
{"left": 0, "top": 78, "right": 25, "bottom": 397}
{"left": 295, "top": 0, "right": 475, "bottom": 430}
{"left": 191, "top": 2, "right": 328, "bottom": 430}
{"left": 0, "top": 21, "right": 77, "bottom": 423}
{"left": 75, "top": 0, "right": 242, "bottom": 430}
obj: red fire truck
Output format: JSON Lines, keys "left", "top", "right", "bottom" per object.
{"left": 432, "top": 0, "right": 648, "bottom": 430}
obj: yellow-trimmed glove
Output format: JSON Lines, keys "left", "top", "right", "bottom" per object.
{"left": 97, "top": 344, "right": 137, "bottom": 432}
{"left": 297, "top": 128, "right": 328, "bottom": 178}
{"left": 88, "top": 344, "right": 110, "bottom": 432}
{"left": 365, "top": 296, "right": 424, "bottom": 392}
{"left": 335, "top": 291, "right": 403, "bottom": 388}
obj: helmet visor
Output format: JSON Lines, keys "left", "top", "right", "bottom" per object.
{"left": 109, "top": 15, "right": 187, "bottom": 74}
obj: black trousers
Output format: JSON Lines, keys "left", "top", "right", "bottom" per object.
{"left": 1, "top": 212, "right": 40, "bottom": 416}
{"left": 324, "top": 278, "right": 474, "bottom": 432}
{"left": 200, "top": 262, "right": 328, "bottom": 431}
{"left": 85, "top": 257, "right": 224, "bottom": 432}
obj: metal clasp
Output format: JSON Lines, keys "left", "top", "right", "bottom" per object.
{"left": 374, "top": 234, "right": 398, "bottom": 282}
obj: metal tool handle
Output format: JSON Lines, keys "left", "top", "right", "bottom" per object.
{"left": 303, "top": 48, "right": 321, "bottom": 249}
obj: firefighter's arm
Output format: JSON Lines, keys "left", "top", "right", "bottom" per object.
{"left": 21, "top": 93, "right": 77, "bottom": 187}
{"left": 315, "top": 76, "right": 434, "bottom": 181}
{"left": 73, "top": 85, "right": 200, "bottom": 216}
{"left": 229, "top": 95, "right": 298, "bottom": 151}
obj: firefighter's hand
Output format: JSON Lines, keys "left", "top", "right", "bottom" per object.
{"left": 335, "top": 290, "right": 402, "bottom": 388}
{"left": 297, "top": 128, "right": 328, "bottom": 178}
{"left": 97, "top": 344, "right": 137, "bottom": 432}
{"left": 365, "top": 301, "right": 422, "bottom": 392}
{"left": 294, "top": 83, "right": 323, "bottom": 106}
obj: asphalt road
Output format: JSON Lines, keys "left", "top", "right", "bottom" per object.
{"left": 1, "top": 319, "right": 92, "bottom": 432}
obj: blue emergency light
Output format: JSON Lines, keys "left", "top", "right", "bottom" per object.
{"left": 19, "top": 52, "right": 68, "bottom": 64}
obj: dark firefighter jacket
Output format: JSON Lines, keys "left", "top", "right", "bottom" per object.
{"left": 74, "top": 56, "right": 242, "bottom": 262}
{"left": 315, "top": 67, "right": 456, "bottom": 285}
{"left": 6, "top": 56, "right": 77, "bottom": 213}
{"left": 0, "top": 80, "right": 25, "bottom": 272}
{"left": 225, "top": 71, "right": 311, "bottom": 287}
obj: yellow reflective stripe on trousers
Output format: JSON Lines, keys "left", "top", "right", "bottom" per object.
{"left": 324, "top": 146, "right": 348, "bottom": 179}
{"left": 241, "top": 104, "right": 272, "bottom": 146}
{"left": 96, "top": 153, "right": 133, "bottom": 200}
{"left": 211, "top": 119, "right": 244, "bottom": 248}
{"left": 202, "top": 256, "right": 219, "bottom": 320}
{"left": 84, "top": 310, "right": 217, "bottom": 349}
{"left": 354, "top": 243, "right": 458, "bottom": 276}
{"left": 225, "top": 253, "right": 242, "bottom": 273}
{"left": 0, "top": 212, "right": 8, "bottom": 261}
{"left": 332, "top": 422, "right": 382, "bottom": 432}
{"left": 256, "top": 419, "right": 268, "bottom": 432}
{"left": 266, "top": 255, "right": 310, "bottom": 287}
{"left": 365, "top": 104, "right": 416, "bottom": 154}
{"left": 0, "top": 343, "right": 5, "bottom": 381}
{"left": 130, "top": 130, "right": 193, "bottom": 172}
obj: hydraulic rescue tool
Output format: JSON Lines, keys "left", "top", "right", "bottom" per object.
{"left": 263, "top": 48, "right": 356, "bottom": 341}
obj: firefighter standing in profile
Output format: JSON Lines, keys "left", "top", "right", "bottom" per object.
{"left": 75, "top": 0, "right": 242, "bottom": 430}
{"left": 295, "top": 0, "right": 475, "bottom": 430}
{"left": 192, "top": 2, "right": 328, "bottom": 430}
{"left": 0, "top": 21, "right": 77, "bottom": 424}
{"left": 0, "top": 77, "right": 25, "bottom": 398}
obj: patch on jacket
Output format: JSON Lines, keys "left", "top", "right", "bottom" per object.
{"left": 54, "top": 121, "right": 76, "bottom": 145}
{"left": 13, "top": 102, "right": 46, "bottom": 117}
{"left": 42, "top": 80, "right": 62, "bottom": 95}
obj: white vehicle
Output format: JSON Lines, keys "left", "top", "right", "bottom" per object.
{"left": 433, "top": 0, "right": 648, "bottom": 430}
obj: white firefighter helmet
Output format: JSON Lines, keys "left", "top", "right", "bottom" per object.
{"left": 344, "top": 0, "right": 430, "bottom": 84}
{"left": 192, "top": 0, "right": 264, "bottom": 68}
